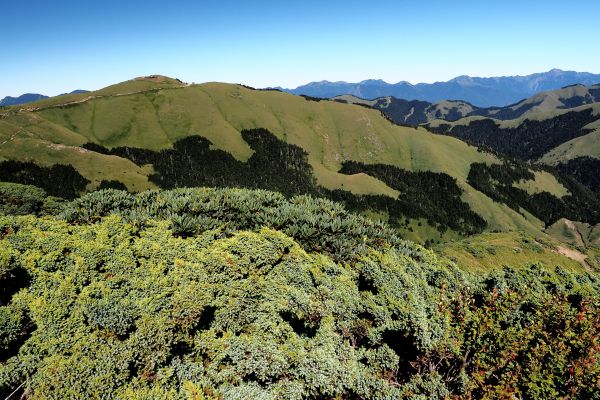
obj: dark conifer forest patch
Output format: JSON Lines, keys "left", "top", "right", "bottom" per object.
{"left": 428, "top": 108, "right": 598, "bottom": 160}
{"left": 81, "top": 128, "right": 486, "bottom": 235}
{"left": 338, "top": 161, "right": 486, "bottom": 234}
{"left": 555, "top": 156, "right": 600, "bottom": 193}
{"left": 467, "top": 161, "right": 600, "bottom": 226}
{"left": 0, "top": 160, "right": 89, "bottom": 199}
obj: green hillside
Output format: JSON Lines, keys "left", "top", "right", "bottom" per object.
{"left": 425, "top": 98, "right": 600, "bottom": 197}
{"left": 1, "top": 76, "right": 597, "bottom": 242}
{"left": 2, "top": 78, "right": 494, "bottom": 183}
{"left": 422, "top": 85, "right": 600, "bottom": 180}
{"left": 541, "top": 119, "right": 600, "bottom": 164}
{"left": 437, "top": 231, "right": 595, "bottom": 273}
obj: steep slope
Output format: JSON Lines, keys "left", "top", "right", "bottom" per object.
{"left": 427, "top": 104, "right": 600, "bottom": 160}
{"left": 546, "top": 218, "right": 600, "bottom": 248}
{"left": 1, "top": 76, "right": 595, "bottom": 241}
{"left": 0, "top": 77, "right": 493, "bottom": 179}
{"left": 541, "top": 115, "right": 600, "bottom": 163}
{"left": 437, "top": 231, "right": 592, "bottom": 273}
{"left": 335, "top": 95, "right": 477, "bottom": 125}
{"left": 285, "top": 69, "right": 600, "bottom": 107}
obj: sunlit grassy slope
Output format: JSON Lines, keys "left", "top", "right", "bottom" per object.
{"left": 546, "top": 218, "right": 600, "bottom": 248}
{"left": 514, "top": 170, "right": 570, "bottom": 198}
{"left": 0, "top": 76, "right": 560, "bottom": 234}
{"left": 437, "top": 231, "right": 591, "bottom": 273}
{"left": 541, "top": 123, "right": 600, "bottom": 164}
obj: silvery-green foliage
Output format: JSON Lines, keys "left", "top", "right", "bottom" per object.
{"left": 0, "top": 214, "right": 458, "bottom": 398}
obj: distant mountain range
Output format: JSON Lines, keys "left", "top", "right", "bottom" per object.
{"left": 337, "top": 83, "right": 600, "bottom": 125}
{"left": 336, "top": 83, "right": 600, "bottom": 194}
{"left": 280, "top": 69, "right": 600, "bottom": 107}
{"left": 0, "top": 90, "right": 88, "bottom": 106}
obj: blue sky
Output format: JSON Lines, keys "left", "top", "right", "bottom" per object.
{"left": 1, "top": 0, "right": 599, "bottom": 97}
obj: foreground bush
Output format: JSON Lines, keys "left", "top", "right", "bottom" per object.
{"left": 61, "top": 188, "right": 419, "bottom": 261}
{"left": 0, "top": 215, "right": 463, "bottom": 399}
{"left": 0, "top": 182, "right": 64, "bottom": 216}
{"left": 0, "top": 187, "right": 598, "bottom": 399}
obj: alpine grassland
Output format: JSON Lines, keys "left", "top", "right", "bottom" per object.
{"left": 0, "top": 77, "right": 552, "bottom": 239}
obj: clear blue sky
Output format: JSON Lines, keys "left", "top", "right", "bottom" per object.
{"left": 1, "top": 0, "right": 599, "bottom": 97}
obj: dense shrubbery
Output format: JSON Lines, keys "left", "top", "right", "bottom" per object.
{"left": 0, "top": 215, "right": 461, "bottom": 399}
{"left": 444, "top": 266, "right": 600, "bottom": 399}
{"left": 0, "top": 186, "right": 599, "bottom": 398}
{"left": 467, "top": 161, "right": 600, "bottom": 226}
{"left": 61, "top": 187, "right": 410, "bottom": 261}
{"left": 0, "top": 182, "right": 64, "bottom": 216}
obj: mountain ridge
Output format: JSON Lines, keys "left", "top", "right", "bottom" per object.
{"left": 281, "top": 69, "right": 600, "bottom": 107}
{"left": 0, "top": 89, "right": 89, "bottom": 106}
{"left": 337, "top": 83, "right": 600, "bottom": 126}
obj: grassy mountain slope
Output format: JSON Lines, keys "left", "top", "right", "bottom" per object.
{"left": 424, "top": 86, "right": 600, "bottom": 164}
{"left": 425, "top": 94, "right": 600, "bottom": 196}
{"left": 437, "top": 231, "right": 592, "bottom": 273}
{"left": 0, "top": 76, "right": 589, "bottom": 238}
{"left": 541, "top": 118, "right": 600, "bottom": 163}
{"left": 546, "top": 218, "right": 600, "bottom": 248}
{"left": 427, "top": 103, "right": 600, "bottom": 164}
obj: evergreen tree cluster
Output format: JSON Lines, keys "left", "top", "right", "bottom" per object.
{"left": 556, "top": 156, "right": 600, "bottom": 193}
{"left": 428, "top": 108, "right": 598, "bottom": 160}
{"left": 0, "top": 160, "right": 89, "bottom": 199}
{"left": 339, "top": 161, "right": 486, "bottom": 235}
{"left": 467, "top": 161, "right": 600, "bottom": 226}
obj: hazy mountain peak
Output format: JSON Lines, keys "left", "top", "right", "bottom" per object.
{"left": 0, "top": 93, "right": 48, "bottom": 106}
{"left": 0, "top": 89, "right": 90, "bottom": 107}
{"left": 359, "top": 79, "right": 387, "bottom": 84}
{"left": 285, "top": 69, "right": 600, "bottom": 106}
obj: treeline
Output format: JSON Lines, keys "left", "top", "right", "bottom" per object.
{"left": 428, "top": 108, "right": 598, "bottom": 160}
{"left": 0, "top": 161, "right": 89, "bottom": 199}
{"left": 81, "top": 128, "right": 485, "bottom": 235}
{"left": 467, "top": 100, "right": 537, "bottom": 120}
{"left": 236, "top": 83, "right": 282, "bottom": 92}
{"left": 467, "top": 161, "right": 600, "bottom": 226}
{"left": 1, "top": 129, "right": 485, "bottom": 235}
{"left": 85, "top": 129, "right": 318, "bottom": 197}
